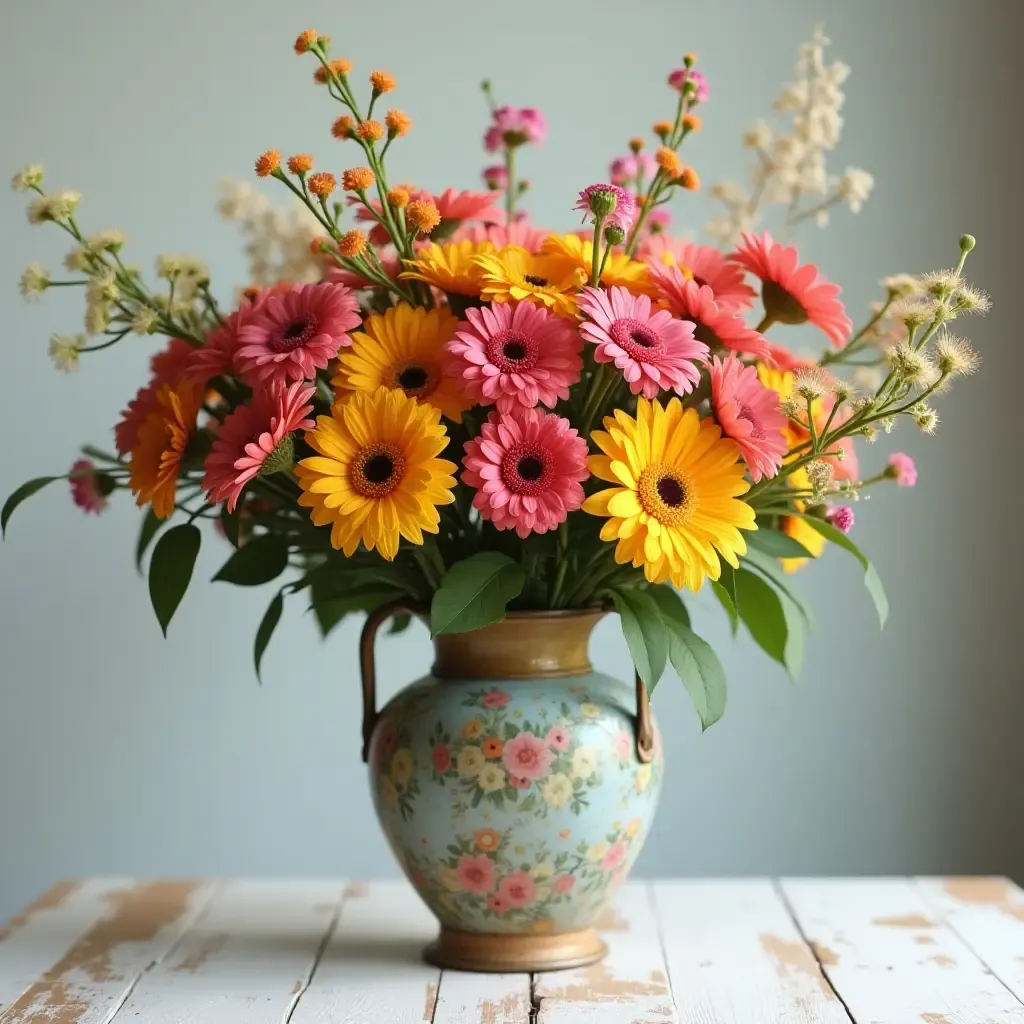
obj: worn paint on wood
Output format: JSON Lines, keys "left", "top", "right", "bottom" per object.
{"left": 0, "top": 880, "right": 213, "bottom": 1024}
{"left": 0, "top": 882, "right": 79, "bottom": 946}
{"left": 782, "top": 877, "right": 1024, "bottom": 1024}
{"left": 432, "top": 972, "right": 530, "bottom": 1024}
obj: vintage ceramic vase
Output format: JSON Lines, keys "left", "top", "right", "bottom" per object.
{"left": 361, "top": 608, "right": 663, "bottom": 972}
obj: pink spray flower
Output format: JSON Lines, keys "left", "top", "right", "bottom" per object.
{"left": 638, "top": 237, "right": 757, "bottom": 311}
{"left": 554, "top": 874, "right": 575, "bottom": 895}
{"left": 573, "top": 183, "right": 637, "bottom": 233}
{"left": 609, "top": 155, "right": 637, "bottom": 185}
{"left": 457, "top": 854, "right": 496, "bottom": 894}
{"left": 431, "top": 744, "right": 452, "bottom": 773}
{"left": 462, "top": 406, "right": 590, "bottom": 539}
{"left": 484, "top": 106, "right": 548, "bottom": 152}
{"left": 709, "top": 356, "right": 788, "bottom": 482}
{"left": 668, "top": 67, "right": 709, "bottom": 102}
{"left": 481, "top": 688, "right": 512, "bottom": 708}
{"left": 601, "top": 840, "right": 629, "bottom": 872}
{"left": 888, "top": 452, "right": 918, "bottom": 487}
{"left": 577, "top": 285, "right": 708, "bottom": 399}
{"left": 827, "top": 506, "right": 855, "bottom": 533}
{"left": 446, "top": 300, "right": 582, "bottom": 412}
{"left": 235, "top": 282, "right": 360, "bottom": 386}
{"left": 546, "top": 727, "right": 571, "bottom": 752}
{"left": 202, "top": 381, "right": 315, "bottom": 512}
{"left": 502, "top": 732, "right": 554, "bottom": 781}
{"left": 497, "top": 872, "right": 537, "bottom": 908}
{"left": 69, "top": 459, "right": 109, "bottom": 515}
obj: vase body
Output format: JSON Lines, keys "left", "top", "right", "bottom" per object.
{"left": 366, "top": 610, "right": 663, "bottom": 971}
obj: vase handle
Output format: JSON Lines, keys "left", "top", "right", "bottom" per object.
{"left": 633, "top": 670, "right": 656, "bottom": 765}
{"left": 359, "top": 601, "right": 418, "bottom": 764}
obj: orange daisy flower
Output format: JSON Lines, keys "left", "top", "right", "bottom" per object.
{"left": 482, "top": 737, "right": 504, "bottom": 759}
{"left": 475, "top": 828, "right": 500, "bottom": 852}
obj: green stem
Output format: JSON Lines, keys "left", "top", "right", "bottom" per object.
{"left": 505, "top": 146, "right": 517, "bottom": 223}
{"left": 754, "top": 312, "right": 776, "bottom": 334}
{"left": 589, "top": 215, "right": 606, "bottom": 288}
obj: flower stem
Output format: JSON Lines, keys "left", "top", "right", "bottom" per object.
{"left": 505, "top": 146, "right": 517, "bottom": 222}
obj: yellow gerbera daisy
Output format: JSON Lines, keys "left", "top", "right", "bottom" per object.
{"left": 583, "top": 398, "right": 756, "bottom": 591}
{"left": 779, "top": 467, "right": 826, "bottom": 573}
{"left": 472, "top": 246, "right": 585, "bottom": 318}
{"left": 540, "top": 233, "right": 656, "bottom": 296}
{"left": 399, "top": 240, "right": 494, "bottom": 296}
{"left": 129, "top": 381, "right": 203, "bottom": 520}
{"left": 296, "top": 386, "right": 457, "bottom": 560}
{"left": 332, "top": 303, "right": 471, "bottom": 421}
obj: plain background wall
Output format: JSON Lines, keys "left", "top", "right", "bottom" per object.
{"left": 1, "top": 0, "right": 1022, "bottom": 923}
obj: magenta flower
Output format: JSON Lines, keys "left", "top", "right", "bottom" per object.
{"left": 609, "top": 156, "right": 637, "bottom": 185}
{"left": 463, "top": 406, "right": 589, "bottom": 539}
{"left": 235, "top": 282, "right": 360, "bottom": 386}
{"left": 668, "top": 67, "right": 709, "bottom": 102}
{"left": 502, "top": 731, "right": 554, "bottom": 781}
{"left": 69, "top": 459, "right": 109, "bottom": 515}
{"left": 638, "top": 237, "right": 757, "bottom": 311}
{"left": 574, "top": 183, "right": 637, "bottom": 232}
{"left": 577, "top": 285, "right": 708, "bottom": 399}
{"left": 888, "top": 452, "right": 918, "bottom": 487}
{"left": 828, "top": 506, "right": 856, "bottom": 533}
{"left": 484, "top": 106, "right": 548, "bottom": 152}
{"left": 447, "top": 300, "right": 582, "bottom": 412}
{"left": 482, "top": 165, "right": 508, "bottom": 189}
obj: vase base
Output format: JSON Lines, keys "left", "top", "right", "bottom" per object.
{"left": 424, "top": 925, "right": 607, "bottom": 973}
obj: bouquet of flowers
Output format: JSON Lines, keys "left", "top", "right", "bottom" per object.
{"left": 5, "top": 27, "right": 985, "bottom": 727}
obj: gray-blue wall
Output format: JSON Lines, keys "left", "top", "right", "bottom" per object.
{"left": 2, "top": 0, "right": 1021, "bottom": 922}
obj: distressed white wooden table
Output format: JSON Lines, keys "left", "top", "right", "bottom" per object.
{"left": 2, "top": 878, "right": 1023, "bottom": 1023}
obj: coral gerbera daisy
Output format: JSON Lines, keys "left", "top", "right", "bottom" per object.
{"left": 638, "top": 237, "right": 756, "bottom": 310}
{"left": 454, "top": 220, "right": 551, "bottom": 254}
{"left": 731, "top": 232, "right": 852, "bottom": 346}
{"left": 651, "top": 269, "right": 770, "bottom": 361}
{"left": 296, "top": 386, "right": 457, "bottom": 559}
{"left": 333, "top": 303, "right": 471, "bottom": 421}
{"left": 462, "top": 406, "right": 589, "bottom": 538}
{"left": 446, "top": 300, "right": 582, "bottom": 412}
{"left": 129, "top": 380, "right": 204, "bottom": 520}
{"left": 399, "top": 240, "right": 495, "bottom": 296}
{"left": 69, "top": 458, "right": 110, "bottom": 515}
{"left": 414, "top": 188, "right": 504, "bottom": 229}
{"left": 540, "top": 234, "right": 654, "bottom": 296}
{"left": 577, "top": 286, "right": 708, "bottom": 399}
{"left": 583, "top": 398, "right": 755, "bottom": 591}
{"left": 472, "top": 246, "right": 585, "bottom": 318}
{"left": 709, "top": 356, "right": 788, "bottom": 482}
{"left": 235, "top": 282, "right": 360, "bottom": 386}
{"left": 203, "top": 381, "right": 316, "bottom": 512}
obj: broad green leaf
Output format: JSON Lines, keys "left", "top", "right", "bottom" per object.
{"left": 134, "top": 508, "right": 165, "bottom": 573}
{"left": 715, "top": 563, "right": 740, "bottom": 635}
{"left": 741, "top": 547, "right": 815, "bottom": 628}
{"left": 254, "top": 591, "right": 284, "bottom": 683}
{"left": 212, "top": 535, "right": 289, "bottom": 586}
{"left": 646, "top": 583, "right": 690, "bottom": 629}
{"left": 310, "top": 584, "right": 405, "bottom": 638}
{"left": 662, "top": 619, "right": 728, "bottom": 731}
{"left": 388, "top": 612, "right": 412, "bottom": 635}
{"left": 148, "top": 523, "right": 201, "bottom": 636}
{"left": 1, "top": 476, "right": 61, "bottom": 538}
{"left": 218, "top": 505, "right": 242, "bottom": 550}
{"left": 735, "top": 569, "right": 789, "bottom": 668}
{"left": 747, "top": 527, "right": 813, "bottom": 560}
{"left": 609, "top": 587, "right": 669, "bottom": 692}
{"left": 804, "top": 517, "right": 889, "bottom": 627}
{"left": 430, "top": 551, "right": 525, "bottom": 636}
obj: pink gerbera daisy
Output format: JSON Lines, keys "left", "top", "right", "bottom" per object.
{"left": 235, "top": 282, "right": 360, "bottom": 386}
{"left": 709, "top": 356, "right": 788, "bottom": 482}
{"left": 69, "top": 458, "right": 109, "bottom": 515}
{"left": 185, "top": 294, "right": 276, "bottom": 385}
{"left": 651, "top": 270, "right": 770, "bottom": 361}
{"left": 731, "top": 232, "right": 852, "bottom": 347}
{"left": 446, "top": 301, "right": 582, "bottom": 411}
{"left": 417, "top": 188, "right": 504, "bottom": 225}
{"left": 573, "top": 184, "right": 637, "bottom": 232}
{"left": 638, "top": 237, "right": 756, "bottom": 311}
{"left": 150, "top": 338, "right": 195, "bottom": 382}
{"left": 453, "top": 220, "right": 550, "bottom": 254}
{"left": 484, "top": 106, "right": 548, "bottom": 152}
{"left": 202, "top": 381, "right": 315, "bottom": 512}
{"left": 577, "top": 285, "right": 708, "bottom": 399}
{"left": 462, "top": 406, "right": 589, "bottom": 538}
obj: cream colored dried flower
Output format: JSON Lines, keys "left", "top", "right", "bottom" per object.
{"left": 889, "top": 297, "right": 932, "bottom": 330}
{"left": 84, "top": 295, "right": 109, "bottom": 335}
{"left": 64, "top": 247, "right": 90, "bottom": 271}
{"left": 86, "top": 229, "right": 127, "bottom": 253}
{"left": 806, "top": 459, "right": 834, "bottom": 493}
{"left": 836, "top": 167, "right": 874, "bottom": 212}
{"left": 131, "top": 307, "right": 159, "bottom": 335}
{"left": 48, "top": 334, "right": 85, "bottom": 373}
{"left": 87, "top": 268, "right": 120, "bottom": 303}
{"left": 742, "top": 121, "right": 773, "bottom": 149}
{"left": 913, "top": 405, "right": 939, "bottom": 434}
{"left": 934, "top": 334, "right": 980, "bottom": 377}
{"left": 11, "top": 164, "right": 44, "bottom": 191}
{"left": 19, "top": 263, "right": 49, "bottom": 299}
{"left": 882, "top": 273, "right": 919, "bottom": 298}
{"left": 794, "top": 366, "right": 837, "bottom": 401}
{"left": 887, "top": 343, "right": 937, "bottom": 386}
{"left": 918, "top": 268, "right": 961, "bottom": 298}
{"left": 952, "top": 283, "right": 990, "bottom": 316}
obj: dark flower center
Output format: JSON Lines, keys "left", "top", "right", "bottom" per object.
{"left": 609, "top": 317, "right": 663, "bottom": 359}
{"left": 270, "top": 314, "right": 319, "bottom": 353}
{"left": 352, "top": 442, "right": 406, "bottom": 497}
{"left": 517, "top": 456, "right": 544, "bottom": 481}
{"left": 523, "top": 274, "right": 549, "bottom": 287}
{"left": 503, "top": 340, "right": 528, "bottom": 361}
{"left": 392, "top": 361, "right": 436, "bottom": 397}
{"left": 692, "top": 320, "right": 720, "bottom": 349}
{"left": 364, "top": 454, "right": 394, "bottom": 483}
{"left": 501, "top": 442, "right": 549, "bottom": 496}
{"left": 657, "top": 476, "right": 686, "bottom": 507}
{"left": 692, "top": 274, "right": 709, "bottom": 289}
{"left": 486, "top": 329, "right": 538, "bottom": 373}
{"left": 397, "top": 365, "right": 429, "bottom": 391}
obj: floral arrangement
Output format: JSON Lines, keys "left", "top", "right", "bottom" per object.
{"left": 5, "top": 28, "right": 986, "bottom": 728}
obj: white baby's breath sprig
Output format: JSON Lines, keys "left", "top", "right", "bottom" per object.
{"left": 10, "top": 164, "right": 45, "bottom": 192}
{"left": 934, "top": 333, "right": 980, "bottom": 378}
{"left": 886, "top": 342, "right": 938, "bottom": 387}
{"left": 19, "top": 263, "right": 50, "bottom": 300}
{"left": 912, "top": 405, "right": 940, "bottom": 434}
{"left": 26, "top": 189, "right": 82, "bottom": 225}
{"left": 48, "top": 334, "right": 86, "bottom": 373}
{"left": 131, "top": 307, "right": 159, "bottom": 335}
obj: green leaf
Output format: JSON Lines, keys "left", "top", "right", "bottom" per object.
{"left": 646, "top": 584, "right": 690, "bottom": 629}
{"left": 803, "top": 517, "right": 889, "bottom": 627}
{"left": 212, "top": 535, "right": 289, "bottom": 587}
{"left": 714, "top": 564, "right": 740, "bottom": 635}
{"left": 134, "top": 508, "right": 165, "bottom": 574}
{"left": 661, "top": 619, "right": 728, "bottom": 731}
{"left": 608, "top": 587, "right": 669, "bottom": 692}
{"left": 741, "top": 547, "right": 815, "bottom": 628}
{"left": 254, "top": 591, "right": 284, "bottom": 683}
{"left": 735, "top": 570, "right": 789, "bottom": 668}
{"left": 747, "top": 527, "right": 813, "bottom": 560}
{"left": 147, "top": 523, "right": 202, "bottom": 636}
{"left": 311, "top": 583, "right": 404, "bottom": 639}
{"left": 430, "top": 551, "right": 525, "bottom": 636}
{"left": 388, "top": 612, "right": 412, "bottom": 635}
{"left": 218, "top": 505, "right": 242, "bottom": 550}
{"left": 2, "top": 476, "right": 61, "bottom": 538}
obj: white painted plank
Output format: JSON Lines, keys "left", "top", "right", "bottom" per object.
{"left": 915, "top": 877, "right": 1024, "bottom": 1007}
{"left": 432, "top": 971, "right": 530, "bottom": 1024}
{"left": 782, "top": 877, "right": 1024, "bottom": 1024}
{"left": 0, "top": 879, "right": 217, "bottom": 1024}
{"left": 289, "top": 880, "right": 443, "bottom": 1024}
{"left": 654, "top": 879, "right": 850, "bottom": 1024}
{"left": 534, "top": 881, "right": 677, "bottom": 1024}
{"left": 107, "top": 879, "right": 344, "bottom": 1024}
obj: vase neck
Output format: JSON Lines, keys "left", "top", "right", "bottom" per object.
{"left": 432, "top": 611, "right": 604, "bottom": 680}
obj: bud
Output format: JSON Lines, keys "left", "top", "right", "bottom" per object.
{"left": 628, "top": 137, "right": 644, "bottom": 153}
{"left": 806, "top": 459, "right": 834, "bottom": 494}
{"left": 959, "top": 233, "right": 976, "bottom": 253}
{"left": 587, "top": 189, "right": 618, "bottom": 220}
{"left": 603, "top": 224, "right": 626, "bottom": 247}
{"left": 260, "top": 433, "right": 296, "bottom": 476}
{"left": 827, "top": 506, "right": 855, "bottom": 533}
